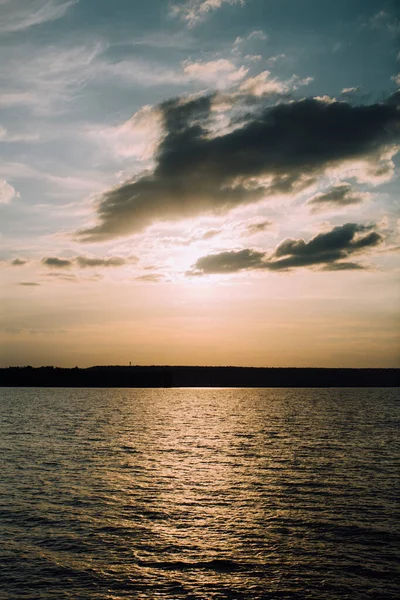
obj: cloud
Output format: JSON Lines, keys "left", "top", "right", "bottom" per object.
{"left": 171, "top": 0, "right": 245, "bottom": 27}
{"left": 320, "top": 262, "right": 364, "bottom": 271}
{"left": 182, "top": 59, "right": 248, "bottom": 86}
{"left": 341, "top": 86, "right": 360, "bottom": 95}
{"left": 238, "top": 70, "right": 312, "bottom": 96}
{"left": 0, "top": 41, "right": 105, "bottom": 115}
{"left": 238, "top": 70, "right": 286, "bottom": 96}
{"left": 265, "top": 54, "right": 286, "bottom": 65}
{"left": 0, "top": 92, "right": 40, "bottom": 109}
{"left": 245, "top": 54, "right": 263, "bottom": 62}
{"left": 391, "top": 73, "right": 400, "bottom": 86}
{"left": 18, "top": 282, "right": 40, "bottom": 286}
{"left": 0, "top": 179, "right": 19, "bottom": 204}
{"left": 41, "top": 255, "right": 134, "bottom": 269}
{"left": 200, "top": 228, "right": 220, "bottom": 240}
{"left": 190, "top": 248, "right": 266, "bottom": 274}
{"left": 188, "top": 223, "right": 383, "bottom": 275}
{"left": 157, "top": 228, "right": 221, "bottom": 246}
{"left": 78, "top": 91, "right": 400, "bottom": 242}
{"left": 135, "top": 273, "right": 166, "bottom": 283}
{"left": 0, "top": 40, "right": 190, "bottom": 117}
{"left": 246, "top": 220, "right": 272, "bottom": 235}
{"left": 0, "top": 160, "right": 106, "bottom": 196}
{"left": 75, "top": 256, "right": 131, "bottom": 268}
{"left": 247, "top": 30, "right": 268, "bottom": 41}
{"left": 11, "top": 258, "right": 28, "bottom": 266}
{"left": 235, "top": 29, "right": 268, "bottom": 46}
{"left": 0, "top": 0, "right": 77, "bottom": 34}
{"left": 46, "top": 272, "right": 77, "bottom": 281}
{"left": 0, "top": 125, "right": 39, "bottom": 142}
{"left": 90, "top": 106, "right": 163, "bottom": 161}
{"left": 42, "top": 257, "right": 73, "bottom": 268}
{"left": 307, "top": 183, "right": 369, "bottom": 212}
{"left": 2, "top": 326, "right": 67, "bottom": 334}
{"left": 267, "top": 223, "right": 382, "bottom": 271}
{"left": 363, "top": 10, "right": 400, "bottom": 35}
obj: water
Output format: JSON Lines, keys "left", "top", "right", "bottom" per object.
{"left": 0, "top": 387, "right": 399, "bottom": 600}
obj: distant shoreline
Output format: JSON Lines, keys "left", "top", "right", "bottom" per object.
{"left": 0, "top": 366, "right": 398, "bottom": 388}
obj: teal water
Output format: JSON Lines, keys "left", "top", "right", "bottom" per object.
{"left": 0, "top": 387, "right": 399, "bottom": 599}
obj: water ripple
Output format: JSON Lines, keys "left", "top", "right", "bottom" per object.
{"left": 0, "top": 387, "right": 399, "bottom": 599}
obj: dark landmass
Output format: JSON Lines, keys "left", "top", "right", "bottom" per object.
{"left": 0, "top": 366, "right": 398, "bottom": 388}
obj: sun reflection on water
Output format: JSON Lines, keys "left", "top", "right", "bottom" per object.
{"left": 1, "top": 387, "right": 399, "bottom": 599}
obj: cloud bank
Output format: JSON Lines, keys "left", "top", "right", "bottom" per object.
{"left": 78, "top": 91, "right": 400, "bottom": 242}
{"left": 188, "top": 223, "right": 383, "bottom": 275}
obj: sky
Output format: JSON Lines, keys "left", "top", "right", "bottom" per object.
{"left": 1, "top": 0, "right": 399, "bottom": 368}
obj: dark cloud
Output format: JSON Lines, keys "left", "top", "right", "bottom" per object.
{"left": 188, "top": 223, "right": 383, "bottom": 275}
{"left": 78, "top": 91, "right": 400, "bottom": 241}
{"left": 191, "top": 249, "right": 266, "bottom": 275}
{"left": 75, "top": 256, "right": 129, "bottom": 268}
{"left": 307, "top": 183, "right": 367, "bottom": 211}
{"left": 42, "top": 257, "right": 73, "bottom": 268}
{"left": 11, "top": 258, "right": 28, "bottom": 266}
{"left": 18, "top": 281, "right": 40, "bottom": 286}
{"left": 320, "top": 262, "right": 365, "bottom": 271}
{"left": 262, "top": 223, "right": 382, "bottom": 270}
{"left": 42, "top": 255, "right": 133, "bottom": 269}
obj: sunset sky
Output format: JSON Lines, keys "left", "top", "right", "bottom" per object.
{"left": 1, "top": 0, "right": 399, "bottom": 368}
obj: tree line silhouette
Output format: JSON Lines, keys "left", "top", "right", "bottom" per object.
{"left": 0, "top": 366, "right": 398, "bottom": 387}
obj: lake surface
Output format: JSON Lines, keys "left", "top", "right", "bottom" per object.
{"left": 0, "top": 387, "right": 399, "bottom": 599}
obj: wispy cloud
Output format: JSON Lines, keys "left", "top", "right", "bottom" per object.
{"left": 233, "top": 29, "right": 267, "bottom": 47}
{"left": 182, "top": 59, "right": 248, "bottom": 86}
{"left": 88, "top": 105, "right": 164, "bottom": 161}
{"left": 171, "top": 0, "right": 245, "bottom": 27}
{"left": 0, "top": 40, "right": 202, "bottom": 115}
{"left": 238, "top": 70, "right": 312, "bottom": 96}
{"left": 247, "top": 30, "right": 267, "bottom": 41}
{"left": 341, "top": 86, "right": 361, "bottom": 95}
{"left": 0, "top": 41, "right": 105, "bottom": 115}
{"left": 0, "top": 161, "right": 108, "bottom": 196}
{"left": 362, "top": 10, "right": 400, "bottom": 36}
{"left": 0, "top": 125, "right": 39, "bottom": 143}
{"left": 0, "top": 0, "right": 77, "bottom": 34}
